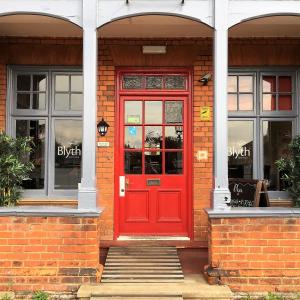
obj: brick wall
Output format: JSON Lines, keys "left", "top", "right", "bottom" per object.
{"left": 0, "top": 215, "right": 100, "bottom": 295}
{"left": 207, "top": 216, "right": 300, "bottom": 293}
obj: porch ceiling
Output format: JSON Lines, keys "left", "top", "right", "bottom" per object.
{"left": 230, "top": 16, "right": 300, "bottom": 37}
{"left": 0, "top": 15, "right": 82, "bottom": 37}
{"left": 98, "top": 15, "right": 213, "bottom": 38}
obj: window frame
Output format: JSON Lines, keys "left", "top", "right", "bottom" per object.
{"left": 7, "top": 66, "right": 83, "bottom": 199}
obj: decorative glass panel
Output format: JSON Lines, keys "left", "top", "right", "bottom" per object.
{"left": 145, "top": 101, "right": 162, "bottom": 124}
{"left": 54, "top": 119, "right": 82, "bottom": 189}
{"left": 165, "top": 101, "right": 183, "bottom": 124}
{"left": 228, "top": 121, "right": 253, "bottom": 179}
{"left": 17, "top": 93, "right": 30, "bottom": 109}
{"left": 125, "top": 152, "right": 142, "bottom": 174}
{"left": 125, "top": 101, "right": 142, "bottom": 124}
{"left": 33, "top": 75, "right": 46, "bottom": 92}
{"left": 123, "top": 75, "right": 143, "bottom": 89}
{"left": 279, "top": 76, "right": 292, "bottom": 93}
{"left": 228, "top": 94, "right": 237, "bottom": 111}
{"left": 55, "top": 75, "right": 69, "bottom": 92}
{"left": 71, "top": 75, "right": 83, "bottom": 92}
{"left": 239, "top": 94, "right": 253, "bottom": 111}
{"left": 145, "top": 151, "right": 162, "bottom": 174}
{"left": 71, "top": 94, "right": 83, "bottom": 111}
{"left": 125, "top": 126, "right": 142, "bottom": 149}
{"left": 278, "top": 95, "right": 292, "bottom": 111}
{"left": 239, "top": 76, "right": 253, "bottom": 93}
{"left": 262, "top": 94, "right": 276, "bottom": 111}
{"left": 32, "top": 93, "right": 46, "bottom": 110}
{"left": 165, "top": 152, "right": 183, "bottom": 174}
{"left": 228, "top": 76, "right": 237, "bottom": 93}
{"left": 165, "top": 76, "right": 186, "bottom": 89}
{"left": 146, "top": 76, "right": 163, "bottom": 89}
{"left": 145, "top": 126, "right": 162, "bottom": 149}
{"left": 16, "top": 119, "right": 46, "bottom": 189}
{"left": 165, "top": 126, "right": 183, "bottom": 149}
{"left": 263, "top": 76, "right": 276, "bottom": 93}
{"left": 17, "top": 75, "right": 31, "bottom": 91}
{"left": 263, "top": 121, "right": 292, "bottom": 191}
{"left": 55, "top": 93, "right": 69, "bottom": 110}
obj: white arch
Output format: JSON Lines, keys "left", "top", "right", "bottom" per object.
{"left": 97, "top": 0, "right": 213, "bottom": 28}
{"left": 229, "top": 1, "right": 300, "bottom": 28}
{"left": 0, "top": 0, "right": 82, "bottom": 27}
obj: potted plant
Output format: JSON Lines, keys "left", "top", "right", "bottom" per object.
{"left": 275, "top": 135, "right": 300, "bottom": 207}
{"left": 0, "top": 131, "right": 34, "bottom": 207}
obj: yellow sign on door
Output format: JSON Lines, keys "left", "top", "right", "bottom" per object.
{"left": 200, "top": 107, "right": 211, "bottom": 121}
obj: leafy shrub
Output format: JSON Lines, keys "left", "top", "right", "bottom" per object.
{"left": 0, "top": 294, "right": 12, "bottom": 300}
{"left": 264, "top": 292, "right": 284, "bottom": 300}
{"left": 0, "top": 131, "right": 34, "bottom": 206}
{"left": 276, "top": 135, "right": 300, "bottom": 207}
{"left": 32, "top": 291, "right": 49, "bottom": 300}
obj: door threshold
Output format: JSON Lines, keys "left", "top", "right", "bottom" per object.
{"left": 117, "top": 236, "right": 190, "bottom": 241}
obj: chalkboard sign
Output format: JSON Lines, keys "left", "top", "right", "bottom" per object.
{"left": 229, "top": 179, "right": 270, "bottom": 207}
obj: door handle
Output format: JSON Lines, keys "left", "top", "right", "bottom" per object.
{"left": 119, "top": 176, "right": 125, "bottom": 197}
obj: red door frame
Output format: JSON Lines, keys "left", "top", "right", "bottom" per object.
{"left": 114, "top": 67, "right": 194, "bottom": 239}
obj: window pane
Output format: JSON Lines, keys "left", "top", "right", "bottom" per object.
{"left": 146, "top": 76, "right": 163, "bottom": 89}
{"left": 125, "top": 126, "right": 142, "bottom": 149}
{"left": 278, "top": 95, "right": 292, "bottom": 111}
{"left": 263, "top": 121, "right": 292, "bottom": 191}
{"left": 239, "top": 94, "right": 253, "bottom": 111}
{"left": 228, "top": 94, "right": 237, "bottom": 111}
{"left": 165, "top": 76, "right": 186, "bottom": 89}
{"left": 279, "top": 76, "right": 292, "bottom": 93}
{"left": 145, "top": 126, "right": 162, "bottom": 149}
{"left": 262, "top": 94, "right": 276, "bottom": 111}
{"left": 165, "top": 152, "right": 183, "bottom": 174}
{"left": 228, "top": 121, "right": 253, "bottom": 179}
{"left": 145, "top": 151, "right": 162, "bottom": 174}
{"left": 228, "top": 76, "right": 237, "bottom": 93}
{"left": 17, "top": 93, "right": 30, "bottom": 109}
{"left": 125, "top": 101, "right": 142, "bottom": 125}
{"left": 33, "top": 75, "right": 46, "bottom": 92}
{"left": 145, "top": 101, "right": 162, "bottom": 124}
{"left": 55, "top": 75, "right": 69, "bottom": 92}
{"left": 32, "top": 93, "right": 46, "bottom": 110}
{"left": 263, "top": 76, "right": 276, "bottom": 93}
{"left": 123, "top": 75, "right": 143, "bottom": 89}
{"left": 17, "top": 75, "right": 31, "bottom": 91}
{"left": 16, "top": 119, "right": 46, "bottom": 189}
{"left": 165, "top": 101, "right": 183, "bottom": 124}
{"left": 54, "top": 119, "right": 82, "bottom": 189}
{"left": 55, "top": 93, "right": 69, "bottom": 111}
{"left": 71, "top": 75, "right": 83, "bottom": 92}
{"left": 165, "top": 126, "right": 183, "bottom": 149}
{"left": 239, "top": 76, "right": 253, "bottom": 93}
{"left": 71, "top": 94, "right": 83, "bottom": 111}
{"left": 125, "top": 152, "right": 142, "bottom": 174}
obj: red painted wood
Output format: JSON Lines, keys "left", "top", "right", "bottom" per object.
{"left": 114, "top": 69, "right": 193, "bottom": 238}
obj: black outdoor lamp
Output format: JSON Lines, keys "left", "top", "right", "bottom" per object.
{"left": 97, "top": 117, "right": 110, "bottom": 136}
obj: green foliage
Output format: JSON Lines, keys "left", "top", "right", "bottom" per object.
{"left": 264, "top": 292, "right": 284, "bottom": 300}
{"left": 275, "top": 135, "right": 300, "bottom": 207}
{"left": 0, "top": 294, "right": 12, "bottom": 300}
{"left": 32, "top": 291, "right": 49, "bottom": 300}
{"left": 0, "top": 131, "right": 34, "bottom": 206}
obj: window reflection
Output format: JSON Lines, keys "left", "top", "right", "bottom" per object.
{"left": 125, "top": 152, "right": 142, "bottom": 174}
{"left": 145, "top": 152, "right": 162, "bottom": 174}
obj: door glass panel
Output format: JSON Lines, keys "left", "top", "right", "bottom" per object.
{"left": 228, "top": 76, "right": 237, "bottom": 93}
{"left": 239, "top": 76, "right": 253, "bottom": 93}
{"left": 71, "top": 75, "right": 83, "bottom": 92}
{"left": 125, "top": 152, "right": 142, "bottom": 174}
{"left": 16, "top": 119, "right": 46, "bottom": 189}
{"left": 54, "top": 119, "right": 82, "bottom": 189}
{"left": 239, "top": 94, "right": 253, "bottom": 111}
{"left": 263, "top": 121, "right": 292, "bottom": 191}
{"left": 17, "top": 94, "right": 30, "bottom": 109}
{"left": 55, "top": 75, "right": 69, "bottom": 92}
{"left": 228, "top": 121, "right": 253, "bottom": 179}
{"left": 145, "top": 101, "right": 162, "bottom": 124}
{"left": 165, "top": 152, "right": 183, "bottom": 174}
{"left": 165, "top": 126, "right": 183, "bottom": 149}
{"left": 279, "top": 76, "right": 292, "bottom": 92}
{"left": 165, "top": 101, "right": 183, "bottom": 124}
{"left": 146, "top": 76, "right": 163, "bottom": 89}
{"left": 123, "top": 75, "right": 143, "bottom": 89}
{"left": 228, "top": 94, "right": 237, "bottom": 111}
{"left": 145, "top": 151, "right": 162, "bottom": 174}
{"left": 262, "top": 94, "right": 276, "bottom": 111}
{"left": 125, "top": 101, "right": 142, "bottom": 125}
{"left": 165, "top": 76, "right": 186, "bottom": 89}
{"left": 71, "top": 94, "right": 83, "bottom": 111}
{"left": 125, "top": 126, "right": 142, "bottom": 149}
{"left": 278, "top": 95, "right": 292, "bottom": 111}
{"left": 55, "top": 93, "right": 69, "bottom": 111}
{"left": 33, "top": 75, "right": 46, "bottom": 91}
{"left": 32, "top": 93, "right": 46, "bottom": 110}
{"left": 263, "top": 76, "right": 276, "bottom": 93}
{"left": 145, "top": 126, "right": 162, "bottom": 149}
{"left": 17, "top": 75, "right": 31, "bottom": 91}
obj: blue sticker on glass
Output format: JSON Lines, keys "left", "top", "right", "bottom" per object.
{"left": 128, "top": 126, "right": 137, "bottom": 136}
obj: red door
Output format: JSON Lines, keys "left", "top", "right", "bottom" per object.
{"left": 115, "top": 71, "right": 191, "bottom": 237}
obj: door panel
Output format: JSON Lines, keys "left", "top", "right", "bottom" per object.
{"left": 117, "top": 95, "right": 189, "bottom": 236}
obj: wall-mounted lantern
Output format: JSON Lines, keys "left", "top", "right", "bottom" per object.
{"left": 97, "top": 118, "right": 110, "bottom": 137}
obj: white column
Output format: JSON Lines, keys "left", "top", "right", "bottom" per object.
{"left": 78, "top": 0, "right": 98, "bottom": 210}
{"left": 213, "top": 0, "right": 231, "bottom": 209}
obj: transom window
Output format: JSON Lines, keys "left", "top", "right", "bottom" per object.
{"left": 9, "top": 67, "right": 83, "bottom": 199}
{"left": 228, "top": 70, "right": 296, "bottom": 198}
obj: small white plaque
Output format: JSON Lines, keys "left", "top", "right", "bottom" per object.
{"left": 196, "top": 150, "right": 208, "bottom": 161}
{"left": 97, "top": 141, "right": 110, "bottom": 148}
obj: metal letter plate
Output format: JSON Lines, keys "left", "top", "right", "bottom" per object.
{"left": 147, "top": 179, "right": 160, "bottom": 186}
